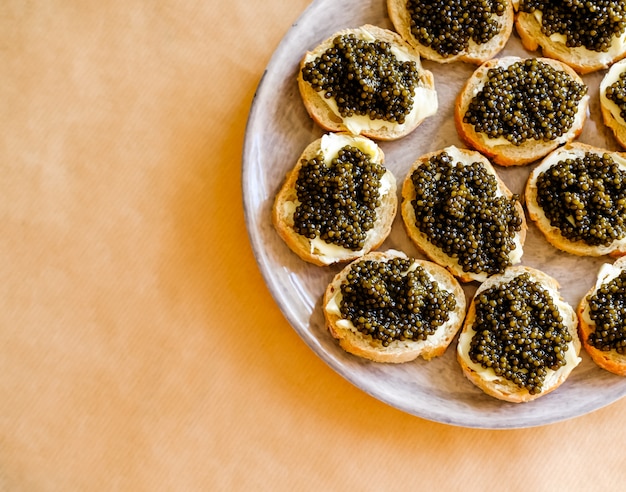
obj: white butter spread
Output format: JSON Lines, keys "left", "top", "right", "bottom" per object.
{"left": 319, "top": 132, "right": 379, "bottom": 166}
{"left": 310, "top": 236, "right": 364, "bottom": 261}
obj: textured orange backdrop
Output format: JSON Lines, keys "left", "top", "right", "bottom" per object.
{"left": 1, "top": 1, "right": 625, "bottom": 490}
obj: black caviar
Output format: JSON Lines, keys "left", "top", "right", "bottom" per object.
{"left": 588, "top": 270, "right": 626, "bottom": 352}
{"left": 519, "top": 0, "right": 626, "bottom": 53}
{"left": 463, "top": 58, "right": 587, "bottom": 145}
{"left": 469, "top": 273, "right": 572, "bottom": 394}
{"left": 301, "top": 34, "right": 421, "bottom": 123}
{"left": 339, "top": 258, "right": 456, "bottom": 346}
{"left": 293, "top": 146, "right": 385, "bottom": 250}
{"left": 605, "top": 71, "right": 626, "bottom": 122}
{"left": 536, "top": 153, "right": 626, "bottom": 246}
{"left": 410, "top": 152, "right": 523, "bottom": 276}
{"left": 406, "top": 0, "right": 507, "bottom": 57}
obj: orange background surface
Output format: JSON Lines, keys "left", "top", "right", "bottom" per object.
{"left": 1, "top": 1, "right": 626, "bottom": 490}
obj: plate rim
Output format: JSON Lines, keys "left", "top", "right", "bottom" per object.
{"left": 241, "top": 0, "right": 626, "bottom": 429}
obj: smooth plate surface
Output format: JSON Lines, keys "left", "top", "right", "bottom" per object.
{"left": 242, "top": 0, "right": 626, "bottom": 428}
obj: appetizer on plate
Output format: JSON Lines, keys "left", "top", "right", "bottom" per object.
{"left": 298, "top": 24, "right": 437, "bottom": 140}
{"left": 457, "top": 266, "right": 581, "bottom": 402}
{"left": 273, "top": 132, "right": 397, "bottom": 265}
{"left": 324, "top": 250, "right": 466, "bottom": 362}
{"left": 401, "top": 145, "right": 526, "bottom": 283}
{"left": 388, "top": 0, "right": 514, "bottom": 64}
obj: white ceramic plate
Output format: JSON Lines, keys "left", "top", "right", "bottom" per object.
{"left": 242, "top": 0, "right": 626, "bottom": 428}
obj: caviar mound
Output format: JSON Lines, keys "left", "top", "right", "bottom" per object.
{"left": 387, "top": 0, "right": 514, "bottom": 65}
{"left": 525, "top": 142, "right": 626, "bottom": 257}
{"left": 273, "top": 133, "right": 397, "bottom": 266}
{"left": 457, "top": 266, "right": 581, "bottom": 403}
{"left": 401, "top": 145, "right": 526, "bottom": 283}
{"left": 600, "top": 58, "right": 626, "bottom": 149}
{"left": 297, "top": 24, "right": 438, "bottom": 141}
{"left": 578, "top": 256, "right": 626, "bottom": 376}
{"left": 323, "top": 250, "right": 467, "bottom": 363}
{"left": 455, "top": 56, "right": 589, "bottom": 166}
{"left": 514, "top": 0, "right": 626, "bottom": 74}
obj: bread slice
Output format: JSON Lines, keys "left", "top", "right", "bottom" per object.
{"left": 273, "top": 132, "right": 397, "bottom": 266}
{"left": 600, "top": 58, "right": 626, "bottom": 149}
{"left": 578, "top": 256, "right": 626, "bottom": 376}
{"left": 297, "top": 24, "right": 437, "bottom": 141}
{"left": 457, "top": 266, "right": 581, "bottom": 403}
{"left": 525, "top": 142, "right": 626, "bottom": 257}
{"left": 514, "top": 3, "right": 626, "bottom": 74}
{"left": 323, "top": 250, "right": 466, "bottom": 363}
{"left": 401, "top": 145, "right": 527, "bottom": 283}
{"left": 387, "top": 0, "right": 514, "bottom": 65}
{"left": 455, "top": 56, "right": 589, "bottom": 166}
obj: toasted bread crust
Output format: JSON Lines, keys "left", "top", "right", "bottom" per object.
{"left": 323, "top": 250, "right": 466, "bottom": 363}
{"left": 600, "top": 59, "right": 626, "bottom": 149}
{"left": 514, "top": 9, "right": 626, "bottom": 74}
{"left": 457, "top": 266, "right": 581, "bottom": 402}
{"left": 387, "top": 0, "right": 514, "bottom": 65}
{"left": 297, "top": 24, "right": 437, "bottom": 141}
{"left": 272, "top": 133, "right": 397, "bottom": 266}
{"left": 577, "top": 256, "right": 626, "bottom": 376}
{"left": 454, "top": 56, "right": 589, "bottom": 166}
{"left": 525, "top": 142, "right": 626, "bottom": 258}
{"left": 401, "top": 146, "right": 527, "bottom": 283}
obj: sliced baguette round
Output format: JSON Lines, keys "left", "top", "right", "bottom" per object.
{"left": 457, "top": 266, "right": 581, "bottom": 403}
{"left": 600, "top": 58, "right": 626, "bottom": 149}
{"left": 455, "top": 56, "right": 589, "bottom": 167}
{"left": 514, "top": 4, "right": 626, "bottom": 74}
{"left": 323, "top": 249, "right": 466, "bottom": 363}
{"left": 387, "top": 0, "right": 514, "bottom": 65}
{"left": 525, "top": 142, "right": 626, "bottom": 258}
{"left": 401, "top": 145, "right": 527, "bottom": 283}
{"left": 273, "top": 132, "right": 397, "bottom": 266}
{"left": 577, "top": 256, "right": 626, "bottom": 376}
{"left": 297, "top": 24, "right": 437, "bottom": 141}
